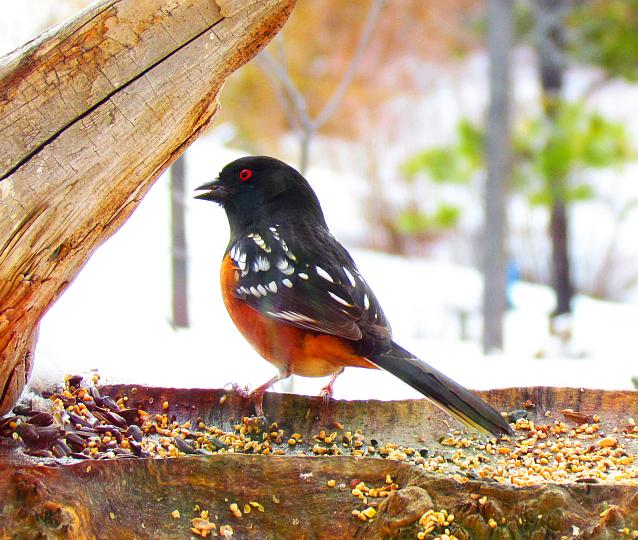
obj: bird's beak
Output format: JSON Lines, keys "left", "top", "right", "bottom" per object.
{"left": 194, "top": 178, "right": 229, "bottom": 203}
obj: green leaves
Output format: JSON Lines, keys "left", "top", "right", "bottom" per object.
{"left": 401, "top": 120, "right": 484, "bottom": 184}
{"left": 569, "top": 0, "right": 638, "bottom": 82}
{"left": 395, "top": 205, "right": 461, "bottom": 235}
{"left": 402, "top": 101, "right": 634, "bottom": 212}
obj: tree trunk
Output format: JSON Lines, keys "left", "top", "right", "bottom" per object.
{"left": 299, "top": 128, "right": 313, "bottom": 175}
{"left": 535, "top": 0, "right": 571, "bottom": 316}
{"left": 170, "top": 155, "right": 189, "bottom": 329}
{"left": 0, "top": 0, "right": 296, "bottom": 416}
{"left": 482, "top": 0, "right": 513, "bottom": 354}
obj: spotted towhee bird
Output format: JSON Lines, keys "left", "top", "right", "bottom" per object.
{"left": 196, "top": 156, "right": 512, "bottom": 437}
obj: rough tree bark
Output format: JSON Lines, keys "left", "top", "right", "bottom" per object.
{"left": 0, "top": 0, "right": 296, "bottom": 416}
{"left": 482, "top": 0, "right": 513, "bottom": 354}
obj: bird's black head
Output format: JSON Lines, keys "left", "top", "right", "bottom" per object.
{"left": 195, "top": 156, "right": 327, "bottom": 236}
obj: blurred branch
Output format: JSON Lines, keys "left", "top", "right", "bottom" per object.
{"left": 314, "top": 0, "right": 385, "bottom": 129}
{"left": 256, "top": 49, "right": 311, "bottom": 132}
{"left": 256, "top": 0, "right": 385, "bottom": 172}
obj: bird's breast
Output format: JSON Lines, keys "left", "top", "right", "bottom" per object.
{"left": 219, "top": 254, "right": 374, "bottom": 376}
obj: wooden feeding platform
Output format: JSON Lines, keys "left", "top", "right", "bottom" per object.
{"left": 1, "top": 384, "right": 638, "bottom": 539}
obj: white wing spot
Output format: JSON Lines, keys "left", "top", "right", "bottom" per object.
{"left": 257, "top": 284, "right": 268, "bottom": 296}
{"left": 364, "top": 293, "right": 370, "bottom": 310}
{"left": 316, "top": 266, "right": 334, "bottom": 283}
{"left": 282, "top": 278, "right": 293, "bottom": 288}
{"left": 256, "top": 256, "right": 270, "bottom": 271}
{"left": 328, "top": 291, "right": 353, "bottom": 307}
{"left": 277, "top": 258, "right": 294, "bottom": 275}
{"left": 343, "top": 267, "right": 356, "bottom": 287}
{"left": 298, "top": 273, "right": 309, "bottom": 280}
{"left": 249, "top": 286, "right": 261, "bottom": 298}
{"left": 267, "top": 281, "right": 278, "bottom": 293}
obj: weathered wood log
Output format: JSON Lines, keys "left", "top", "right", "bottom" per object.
{"left": 1, "top": 386, "right": 638, "bottom": 538}
{"left": 0, "top": 0, "right": 296, "bottom": 416}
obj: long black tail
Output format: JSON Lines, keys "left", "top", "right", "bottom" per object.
{"left": 368, "top": 340, "right": 513, "bottom": 437}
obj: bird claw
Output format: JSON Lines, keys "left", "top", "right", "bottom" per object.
{"left": 319, "top": 384, "right": 334, "bottom": 406}
{"left": 225, "top": 383, "right": 268, "bottom": 418}
{"left": 227, "top": 382, "right": 251, "bottom": 400}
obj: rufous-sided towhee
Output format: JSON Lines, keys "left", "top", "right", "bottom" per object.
{"left": 196, "top": 156, "right": 512, "bottom": 437}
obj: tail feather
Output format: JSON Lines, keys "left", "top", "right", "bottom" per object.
{"left": 368, "top": 341, "right": 513, "bottom": 437}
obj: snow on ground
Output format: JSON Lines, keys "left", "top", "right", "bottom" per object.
{"left": 31, "top": 135, "right": 638, "bottom": 401}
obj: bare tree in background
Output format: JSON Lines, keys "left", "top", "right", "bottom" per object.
{"left": 170, "top": 155, "right": 189, "bottom": 328}
{"left": 257, "top": 0, "right": 385, "bottom": 173}
{"left": 534, "top": 0, "right": 570, "bottom": 317}
{"left": 482, "top": 0, "right": 513, "bottom": 353}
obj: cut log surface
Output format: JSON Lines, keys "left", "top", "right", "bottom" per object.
{"left": 1, "top": 386, "right": 638, "bottom": 538}
{"left": 0, "top": 0, "right": 296, "bottom": 416}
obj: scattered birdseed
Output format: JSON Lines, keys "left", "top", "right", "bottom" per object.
{"left": 171, "top": 510, "right": 180, "bottom": 519}
{"left": 2, "top": 374, "right": 638, "bottom": 496}
{"left": 229, "top": 503, "right": 242, "bottom": 518}
{"left": 416, "top": 508, "right": 456, "bottom": 539}
{"left": 599, "top": 436, "right": 618, "bottom": 448}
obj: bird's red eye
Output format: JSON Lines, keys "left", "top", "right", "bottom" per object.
{"left": 239, "top": 169, "right": 253, "bottom": 182}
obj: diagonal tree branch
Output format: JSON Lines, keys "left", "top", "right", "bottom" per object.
{"left": 313, "top": 0, "right": 385, "bottom": 129}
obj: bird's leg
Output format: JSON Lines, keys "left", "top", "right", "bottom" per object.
{"left": 249, "top": 371, "right": 290, "bottom": 417}
{"left": 319, "top": 369, "right": 344, "bottom": 405}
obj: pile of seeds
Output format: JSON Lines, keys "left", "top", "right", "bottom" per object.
{"left": 429, "top": 412, "right": 638, "bottom": 486}
{"left": 1, "top": 376, "right": 638, "bottom": 490}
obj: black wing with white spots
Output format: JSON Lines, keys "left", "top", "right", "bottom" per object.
{"left": 228, "top": 224, "right": 391, "bottom": 342}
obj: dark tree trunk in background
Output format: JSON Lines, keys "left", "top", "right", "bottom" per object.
{"left": 170, "top": 155, "right": 189, "bottom": 328}
{"left": 482, "top": 0, "right": 513, "bottom": 354}
{"left": 535, "top": 0, "right": 571, "bottom": 316}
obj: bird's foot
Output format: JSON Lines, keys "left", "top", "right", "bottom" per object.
{"left": 318, "top": 371, "right": 342, "bottom": 406}
{"left": 225, "top": 383, "right": 267, "bottom": 418}
{"left": 319, "top": 384, "right": 334, "bottom": 406}
{"left": 248, "top": 388, "right": 267, "bottom": 417}
{"left": 227, "top": 382, "right": 251, "bottom": 400}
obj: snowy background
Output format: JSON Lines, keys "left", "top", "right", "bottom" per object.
{"left": 3, "top": 2, "right": 638, "bottom": 401}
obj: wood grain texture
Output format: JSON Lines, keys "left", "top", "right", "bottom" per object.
{"left": 0, "top": 0, "right": 296, "bottom": 415}
{"left": 1, "top": 386, "right": 638, "bottom": 538}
